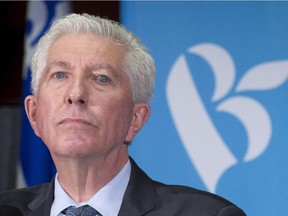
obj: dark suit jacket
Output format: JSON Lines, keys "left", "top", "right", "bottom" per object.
{"left": 0, "top": 157, "right": 246, "bottom": 216}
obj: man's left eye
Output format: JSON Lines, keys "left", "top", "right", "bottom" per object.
{"left": 96, "top": 75, "right": 110, "bottom": 83}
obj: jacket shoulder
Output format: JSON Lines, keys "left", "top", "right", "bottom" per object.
{"left": 0, "top": 184, "right": 49, "bottom": 209}
{"left": 128, "top": 157, "right": 246, "bottom": 215}
{"left": 156, "top": 182, "right": 233, "bottom": 204}
{"left": 153, "top": 182, "right": 246, "bottom": 215}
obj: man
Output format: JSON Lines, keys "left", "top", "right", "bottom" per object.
{"left": 0, "top": 13, "right": 246, "bottom": 216}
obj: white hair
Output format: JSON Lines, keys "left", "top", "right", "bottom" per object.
{"left": 31, "top": 13, "right": 155, "bottom": 104}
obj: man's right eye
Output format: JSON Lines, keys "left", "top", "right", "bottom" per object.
{"left": 53, "top": 72, "right": 67, "bottom": 79}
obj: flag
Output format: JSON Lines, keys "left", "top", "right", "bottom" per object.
{"left": 121, "top": 2, "right": 288, "bottom": 215}
{"left": 20, "top": 0, "right": 71, "bottom": 187}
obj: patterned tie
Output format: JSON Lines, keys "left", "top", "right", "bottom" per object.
{"left": 62, "top": 205, "right": 102, "bottom": 216}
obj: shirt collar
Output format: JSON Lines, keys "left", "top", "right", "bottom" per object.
{"left": 51, "top": 159, "right": 131, "bottom": 216}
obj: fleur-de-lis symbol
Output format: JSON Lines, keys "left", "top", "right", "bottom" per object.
{"left": 166, "top": 43, "right": 288, "bottom": 192}
{"left": 23, "top": 1, "right": 71, "bottom": 80}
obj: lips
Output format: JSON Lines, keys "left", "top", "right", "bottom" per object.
{"left": 59, "top": 118, "right": 94, "bottom": 126}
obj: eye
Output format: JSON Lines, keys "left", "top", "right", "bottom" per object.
{"left": 53, "top": 72, "right": 67, "bottom": 79}
{"left": 96, "top": 75, "right": 111, "bottom": 84}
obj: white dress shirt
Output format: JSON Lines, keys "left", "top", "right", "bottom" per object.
{"left": 50, "top": 160, "right": 131, "bottom": 216}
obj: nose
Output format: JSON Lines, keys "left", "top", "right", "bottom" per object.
{"left": 66, "top": 78, "right": 88, "bottom": 106}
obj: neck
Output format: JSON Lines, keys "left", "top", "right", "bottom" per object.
{"left": 53, "top": 151, "right": 129, "bottom": 202}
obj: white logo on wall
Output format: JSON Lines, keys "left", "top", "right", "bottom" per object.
{"left": 166, "top": 43, "right": 288, "bottom": 193}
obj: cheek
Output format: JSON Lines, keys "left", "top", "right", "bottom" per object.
{"left": 99, "top": 95, "right": 131, "bottom": 126}
{"left": 34, "top": 100, "right": 55, "bottom": 140}
{"left": 110, "top": 100, "right": 134, "bottom": 132}
{"left": 106, "top": 95, "right": 132, "bottom": 116}
{"left": 35, "top": 107, "right": 48, "bottom": 137}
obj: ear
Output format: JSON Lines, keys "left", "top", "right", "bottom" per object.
{"left": 125, "top": 103, "right": 151, "bottom": 143}
{"left": 24, "top": 95, "right": 40, "bottom": 137}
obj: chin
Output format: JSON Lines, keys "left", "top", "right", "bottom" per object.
{"left": 53, "top": 138, "right": 92, "bottom": 154}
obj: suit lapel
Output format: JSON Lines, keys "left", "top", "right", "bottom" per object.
{"left": 26, "top": 180, "right": 54, "bottom": 216}
{"left": 118, "top": 157, "right": 157, "bottom": 216}
{"left": 24, "top": 158, "right": 157, "bottom": 216}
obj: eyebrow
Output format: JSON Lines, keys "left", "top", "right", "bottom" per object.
{"left": 89, "top": 63, "right": 118, "bottom": 75}
{"left": 47, "top": 60, "right": 119, "bottom": 75}
{"left": 47, "top": 60, "right": 72, "bottom": 71}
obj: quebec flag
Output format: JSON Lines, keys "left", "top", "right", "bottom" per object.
{"left": 121, "top": 2, "right": 288, "bottom": 215}
{"left": 20, "top": 1, "right": 71, "bottom": 187}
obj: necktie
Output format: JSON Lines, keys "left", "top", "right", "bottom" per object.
{"left": 62, "top": 205, "right": 102, "bottom": 216}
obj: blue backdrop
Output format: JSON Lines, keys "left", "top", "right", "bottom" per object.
{"left": 20, "top": 0, "right": 71, "bottom": 186}
{"left": 121, "top": 2, "right": 288, "bottom": 215}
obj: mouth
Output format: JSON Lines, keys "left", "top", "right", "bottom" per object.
{"left": 59, "top": 118, "right": 94, "bottom": 126}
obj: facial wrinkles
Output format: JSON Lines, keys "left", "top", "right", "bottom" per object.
{"left": 36, "top": 34, "right": 134, "bottom": 152}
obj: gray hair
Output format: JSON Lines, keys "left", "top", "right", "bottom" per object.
{"left": 31, "top": 13, "right": 155, "bottom": 104}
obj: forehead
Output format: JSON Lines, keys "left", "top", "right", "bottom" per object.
{"left": 47, "top": 33, "right": 125, "bottom": 68}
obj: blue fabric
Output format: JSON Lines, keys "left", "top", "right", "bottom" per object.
{"left": 62, "top": 205, "right": 102, "bottom": 216}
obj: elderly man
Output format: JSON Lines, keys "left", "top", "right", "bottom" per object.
{"left": 0, "top": 13, "right": 245, "bottom": 216}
